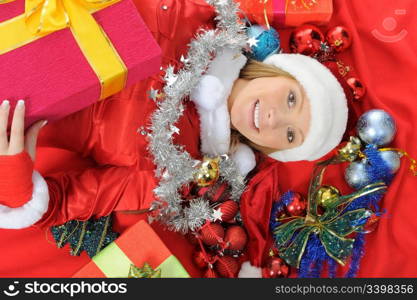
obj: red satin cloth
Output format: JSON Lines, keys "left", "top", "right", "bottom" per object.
{"left": 1, "top": 0, "right": 417, "bottom": 277}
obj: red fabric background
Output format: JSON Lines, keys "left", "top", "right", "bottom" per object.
{"left": 1, "top": 0, "right": 417, "bottom": 277}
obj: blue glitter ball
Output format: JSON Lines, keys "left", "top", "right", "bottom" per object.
{"left": 246, "top": 25, "right": 280, "bottom": 61}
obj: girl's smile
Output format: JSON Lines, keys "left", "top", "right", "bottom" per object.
{"left": 228, "top": 76, "right": 310, "bottom": 152}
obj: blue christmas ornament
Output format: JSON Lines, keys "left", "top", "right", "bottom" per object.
{"left": 246, "top": 25, "right": 280, "bottom": 61}
{"left": 357, "top": 109, "right": 396, "bottom": 146}
{"left": 379, "top": 150, "right": 401, "bottom": 174}
{"left": 345, "top": 161, "right": 371, "bottom": 190}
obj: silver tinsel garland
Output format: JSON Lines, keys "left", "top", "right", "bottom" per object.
{"left": 147, "top": 0, "right": 248, "bottom": 233}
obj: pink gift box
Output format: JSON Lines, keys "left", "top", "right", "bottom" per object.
{"left": 0, "top": 0, "right": 161, "bottom": 129}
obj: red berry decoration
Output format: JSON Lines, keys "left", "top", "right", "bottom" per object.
{"left": 179, "top": 183, "right": 194, "bottom": 200}
{"left": 210, "top": 182, "right": 230, "bottom": 202}
{"left": 215, "top": 256, "right": 240, "bottom": 278}
{"left": 192, "top": 249, "right": 213, "bottom": 269}
{"left": 204, "top": 267, "right": 218, "bottom": 278}
{"left": 218, "top": 200, "right": 239, "bottom": 222}
{"left": 262, "top": 256, "right": 290, "bottom": 278}
{"left": 196, "top": 182, "right": 230, "bottom": 202}
{"left": 224, "top": 225, "right": 248, "bottom": 251}
{"left": 363, "top": 213, "right": 380, "bottom": 233}
{"left": 289, "top": 24, "right": 325, "bottom": 56}
{"left": 285, "top": 192, "right": 307, "bottom": 217}
{"left": 196, "top": 186, "right": 210, "bottom": 197}
{"left": 200, "top": 222, "right": 225, "bottom": 246}
{"left": 346, "top": 77, "right": 366, "bottom": 100}
{"left": 326, "top": 26, "right": 352, "bottom": 52}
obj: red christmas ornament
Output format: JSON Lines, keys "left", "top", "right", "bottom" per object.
{"left": 346, "top": 77, "right": 366, "bottom": 100}
{"left": 326, "top": 26, "right": 352, "bottom": 52}
{"left": 204, "top": 267, "right": 218, "bottom": 278}
{"left": 215, "top": 256, "right": 240, "bottom": 278}
{"left": 200, "top": 222, "right": 225, "bottom": 246}
{"left": 262, "top": 256, "right": 290, "bottom": 278}
{"left": 192, "top": 249, "right": 213, "bottom": 269}
{"left": 289, "top": 24, "right": 325, "bottom": 56}
{"left": 218, "top": 200, "right": 239, "bottom": 222}
{"left": 285, "top": 192, "right": 307, "bottom": 217}
{"left": 224, "top": 225, "right": 248, "bottom": 251}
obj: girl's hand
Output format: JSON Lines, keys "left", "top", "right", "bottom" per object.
{"left": 0, "top": 100, "right": 47, "bottom": 161}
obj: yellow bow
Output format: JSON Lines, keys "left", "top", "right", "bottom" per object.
{"left": 23, "top": 0, "right": 118, "bottom": 35}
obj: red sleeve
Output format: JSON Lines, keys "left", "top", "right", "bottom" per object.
{"left": 240, "top": 154, "right": 281, "bottom": 267}
{"left": 34, "top": 165, "right": 158, "bottom": 227}
{"left": 0, "top": 151, "right": 34, "bottom": 208}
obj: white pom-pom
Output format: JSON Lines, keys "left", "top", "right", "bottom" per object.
{"left": 190, "top": 75, "right": 225, "bottom": 111}
{"left": 238, "top": 261, "right": 262, "bottom": 278}
{"left": 231, "top": 143, "right": 256, "bottom": 177}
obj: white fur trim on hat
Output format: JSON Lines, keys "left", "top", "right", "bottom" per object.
{"left": 263, "top": 54, "right": 348, "bottom": 162}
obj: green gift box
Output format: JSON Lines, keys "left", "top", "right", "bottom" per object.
{"left": 73, "top": 220, "right": 189, "bottom": 278}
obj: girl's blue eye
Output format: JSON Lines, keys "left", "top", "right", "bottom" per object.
{"left": 287, "top": 127, "right": 295, "bottom": 143}
{"left": 288, "top": 91, "right": 296, "bottom": 108}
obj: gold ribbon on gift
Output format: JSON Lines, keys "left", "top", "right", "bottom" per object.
{"left": 0, "top": 0, "right": 127, "bottom": 100}
{"left": 92, "top": 242, "right": 190, "bottom": 278}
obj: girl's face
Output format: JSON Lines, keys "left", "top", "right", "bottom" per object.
{"left": 228, "top": 76, "right": 310, "bottom": 152}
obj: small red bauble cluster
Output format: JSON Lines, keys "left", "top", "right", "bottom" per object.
{"left": 285, "top": 192, "right": 307, "bottom": 217}
{"left": 188, "top": 220, "right": 248, "bottom": 278}
{"left": 290, "top": 24, "right": 365, "bottom": 101}
{"left": 182, "top": 177, "right": 249, "bottom": 278}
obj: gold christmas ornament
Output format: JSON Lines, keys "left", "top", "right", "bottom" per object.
{"left": 194, "top": 156, "right": 220, "bottom": 187}
{"left": 338, "top": 136, "right": 362, "bottom": 162}
{"left": 316, "top": 185, "right": 341, "bottom": 209}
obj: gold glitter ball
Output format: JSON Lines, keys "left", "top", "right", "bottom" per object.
{"left": 316, "top": 185, "right": 341, "bottom": 208}
{"left": 194, "top": 156, "right": 220, "bottom": 187}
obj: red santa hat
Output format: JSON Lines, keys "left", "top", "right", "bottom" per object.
{"left": 263, "top": 53, "right": 349, "bottom": 162}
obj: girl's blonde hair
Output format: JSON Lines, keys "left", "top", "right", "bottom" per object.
{"left": 229, "top": 59, "right": 296, "bottom": 155}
